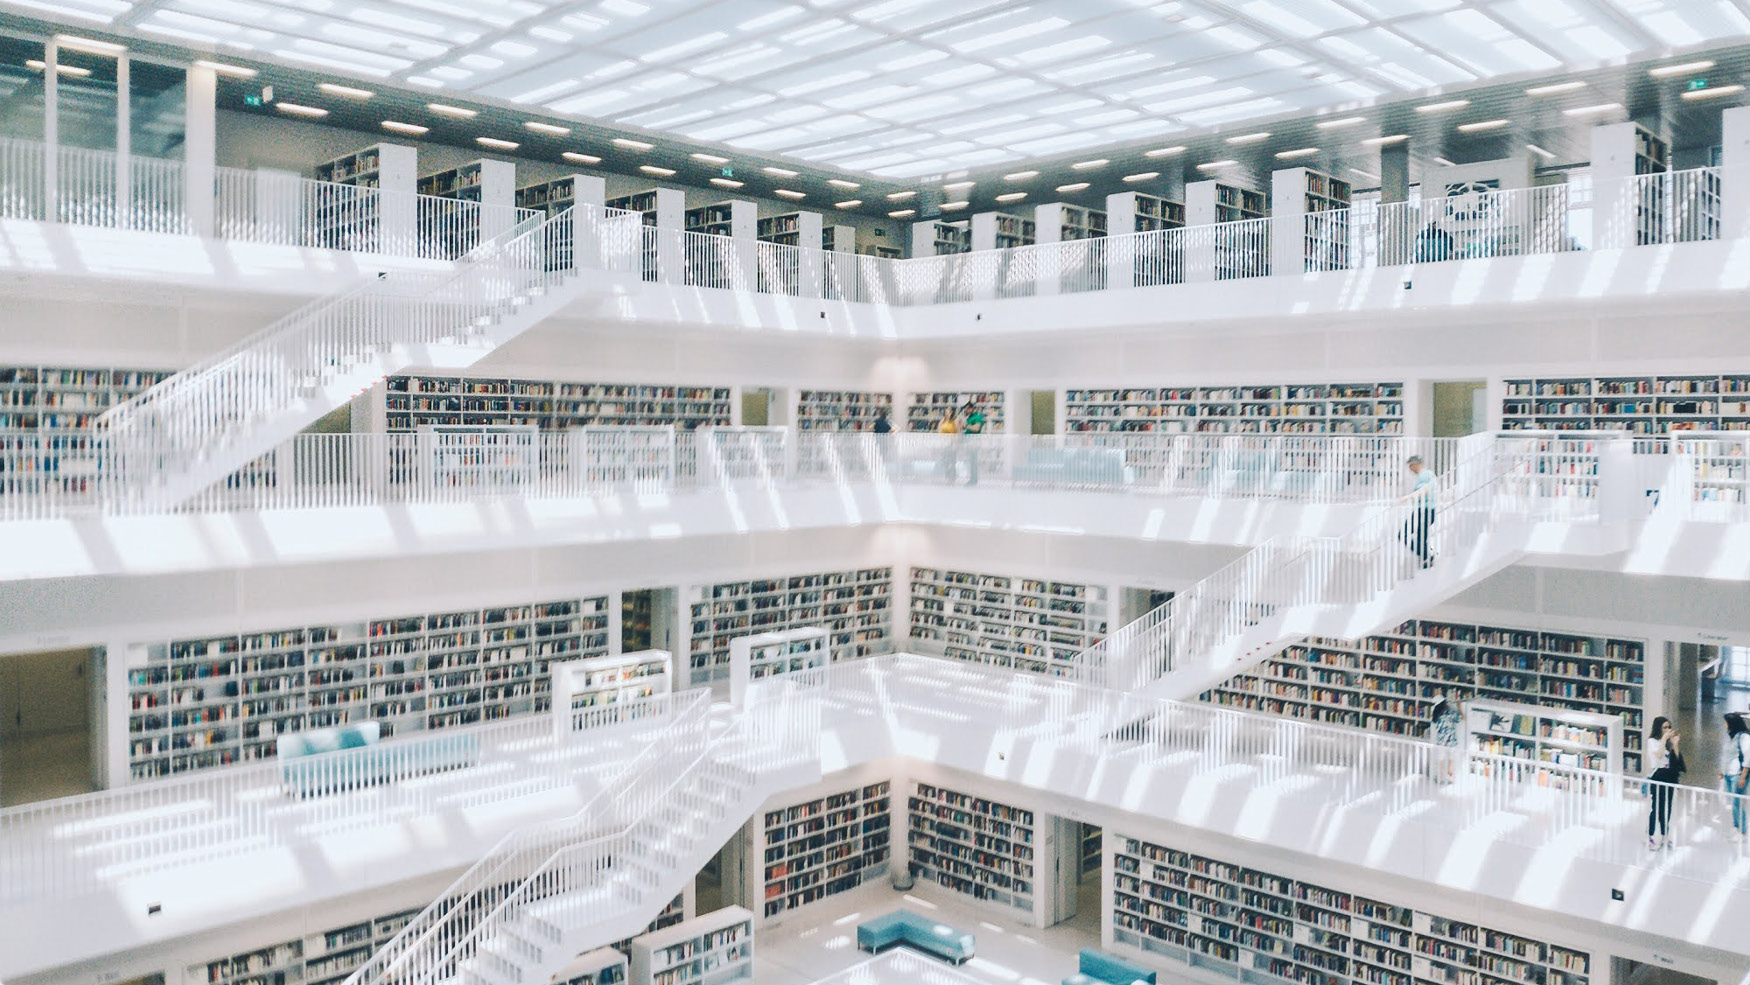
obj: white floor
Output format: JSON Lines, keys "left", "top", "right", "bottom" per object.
{"left": 754, "top": 872, "right": 1106, "bottom": 985}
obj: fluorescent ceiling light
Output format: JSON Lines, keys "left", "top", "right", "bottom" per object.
{"left": 319, "top": 83, "right": 374, "bottom": 99}
{"left": 25, "top": 60, "right": 90, "bottom": 77}
{"left": 1003, "top": 170, "right": 1039, "bottom": 181}
{"left": 525, "top": 121, "right": 572, "bottom": 136}
{"left": 774, "top": 189, "right": 806, "bottom": 199}
{"left": 1195, "top": 160, "right": 1238, "bottom": 170}
{"left": 1316, "top": 116, "right": 1365, "bottom": 130}
{"left": 1225, "top": 131, "right": 1270, "bottom": 144}
{"left": 1526, "top": 144, "right": 1556, "bottom": 160}
{"left": 764, "top": 166, "right": 799, "bottom": 177}
{"left": 710, "top": 177, "right": 743, "bottom": 188}
{"left": 1683, "top": 84, "right": 1745, "bottom": 101}
{"left": 1362, "top": 134, "right": 1409, "bottom": 146}
{"left": 1649, "top": 60, "right": 1714, "bottom": 78}
{"left": 382, "top": 120, "right": 430, "bottom": 135}
{"left": 691, "top": 152, "right": 730, "bottom": 163}
{"left": 640, "top": 164, "right": 676, "bottom": 176}
{"left": 196, "top": 59, "right": 256, "bottom": 78}
{"left": 562, "top": 151, "right": 601, "bottom": 164}
{"left": 835, "top": 199, "right": 863, "bottom": 208}
{"left": 276, "top": 103, "right": 329, "bottom": 118}
{"left": 614, "top": 137, "right": 655, "bottom": 150}
{"left": 995, "top": 191, "right": 1027, "bottom": 202}
{"left": 428, "top": 103, "right": 477, "bottom": 118}
{"left": 1275, "top": 147, "right": 1320, "bottom": 159}
{"left": 887, "top": 191, "right": 916, "bottom": 200}
{"left": 828, "top": 179, "right": 861, "bottom": 189}
{"left": 1562, "top": 102, "right": 1622, "bottom": 116}
{"left": 1056, "top": 182, "right": 1090, "bottom": 192}
{"left": 1144, "top": 146, "right": 1187, "bottom": 157}
{"left": 943, "top": 181, "right": 975, "bottom": 190}
{"left": 1434, "top": 156, "right": 1458, "bottom": 166}
{"left": 1071, "top": 158, "right": 1109, "bottom": 170}
{"left": 1526, "top": 81, "right": 1585, "bottom": 96}
{"left": 1350, "top": 168, "right": 1379, "bottom": 180}
{"left": 1457, "top": 119, "right": 1509, "bottom": 132}
{"left": 1122, "top": 172, "right": 1159, "bottom": 182}
{"left": 477, "top": 137, "right": 519, "bottom": 150}
{"left": 889, "top": 209, "right": 916, "bottom": 218}
{"left": 1416, "top": 99, "right": 1470, "bottom": 113}
{"left": 55, "top": 34, "right": 124, "bottom": 55}
{"left": 940, "top": 200, "right": 969, "bottom": 210}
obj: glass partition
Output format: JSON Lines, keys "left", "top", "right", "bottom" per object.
{"left": 0, "top": 35, "right": 47, "bottom": 141}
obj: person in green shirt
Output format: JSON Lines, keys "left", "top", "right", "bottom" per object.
{"left": 961, "top": 403, "right": 985, "bottom": 486}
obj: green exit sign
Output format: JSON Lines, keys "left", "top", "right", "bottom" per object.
{"left": 1689, "top": 78, "right": 1710, "bottom": 90}
{"left": 243, "top": 94, "right": 262, "bottom": 106}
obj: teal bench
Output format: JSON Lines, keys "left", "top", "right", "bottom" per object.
{"left": 278, "top": 723, "right": 479, "bottom": 797}
{"left": 856, "top": 909, "right": 975, "bottom": 965}
{"left": 1064, "top": 948, "right": 1156, "bottom": 985}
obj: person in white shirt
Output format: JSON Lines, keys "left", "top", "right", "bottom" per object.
{"left": 1646, "top": 716, "right": 1684, "bottom": 850}
{"left": 1721, "top": 713, "right": 1750, "bottom": 839}
{"left": 1400, "top": 456, "right": 1438, "bottom": 570}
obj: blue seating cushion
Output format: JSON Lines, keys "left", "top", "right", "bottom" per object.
{"left": 856, "top": 909, "right": 975, "bottom": 961}
{"left": 1079, "top": 948, "right": 1155, "bottom": 985}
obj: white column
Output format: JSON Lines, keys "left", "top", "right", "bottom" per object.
{"left": 43, "top": 43, "right": 58, "bottom": 219}
{"left": 1271, "top": 168, "right": 1307, "bottom": 276}
{"left": 184, "top": 63, "right": 217, "bottom": 237}
{"left": 607, "top": 589, "right": 624, "bottom": 655}
{"left": 1034, "top": 203, "right": 1063, "bottom": 296}
{"left": 796, "top": 210, "right": 824, "bottom": 297}
{"left": 115, "top": 56, "right": 130, "bottom": 229}
{"left": 652, "top": 187, "right": 686, "bottom": 284}
{"left": 1590, "top": 123, "right": 1639, "bottom": 251}
{"left": 909, "top": 220, "right": 938, "bottom": 258}
{"left": 1720, "top": 107, "right": 1750, "bottom": 239}
{"left": 474, "top": 158, "right": 517, "bottom": 241}
{"left": 1184, "top": 180, "right": 1219, "bottom": 282}
{"left": 568, "top": 174, "right": 608, "bottom": 270}
{"left": 1105, "top": 192, "right": 1138, "bottom": 289}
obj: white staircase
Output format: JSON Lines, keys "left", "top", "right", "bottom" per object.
{"left": 344, "top": 680, "right": 821, "bottom": 985}
{"left": 96, "top": 209, "right": 592, "bottom": 507}
{"left": 1079, "top": 433, "right": 1612, "bottom": 700}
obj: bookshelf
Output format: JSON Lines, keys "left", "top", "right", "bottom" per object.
{"left": 822, "top": 225, "right": 855, "bottom": 253}
{"left": 686, "top": 201, "right": 753, "bottom": 237}
{"left": 1272, "top": 168, "right": 1353, "bottom": 274}
{"left": 863, "top": 244, "right": 903, "bottom": 260}
{"left": 1202, "top": 618, "right": 1649, "bottom": 772}
{"left": 1502, "top": 374, "right": 1750, "bottom": 433}
{"left": 385, "top": 375, "right": 733, "bottom": 432}
{"left": 417, "top": 159, "right": 513, "bottom": 205}
{"left": 1109, "top": 834, "right": 1594, "bottom": 985}
{"left": 627, "top": 905, "right": 754, "bottom": 985}
{"left": 906, "top": 391, "right": 1005, "bottom": 432}
{"left": 1037, "top": 203, "right": 1108, "bottom": 241}
{"left": 1106, "top": 191, "right": 1189, "bottom": 289}
{"left": 907, "top": 566, "right": 1110, "bottom": 677}
{"left": 417, "top": 424, "right": 537, "bottom": 490}
{"left": 1080, "top": 822, "right": 1102, "bottom": 878}
{"left": 734, "top": 779, "right": 892, "bottom": 923}
{"left": 312, "top": 143, "right": 416, "bottom": 253}
{"left": 756, "top": 211, "right": 821, "bottom": 248}
{"left": 972, "top": 211, "right": 1036, "bottom": 251}
{"left": 730, "top": 626, "right": 829, "bottom": 706}
{"left": 795, "top": 390, "right": 893, "bottom": 432}
{"left": 1108, "top": 191, "right": 1187, "bottom": 233}
{"left": 910, "top": 220, "right": 972, "bottom": 257}
{"left": 1467, "top": 698, "right": 1623, "bottom": 774}
{"left": 190, "top": 905, "right": 422, "bottom": 985}
{"left": 606, "top": 188, "right": 686, "bottom": 281}
{"left": 1186, "top": 179, "right": 1268, "bottom": 281}
{"left": 613, "top": 892, "right": 693, "bottom": 959}
{"left": 551, "top": 650, "right": 672, "bottom": 734}
{"left": 557, "top": 948, "right": 630, "bottom": 985}
{"left": 125, "top": 596, "right": 610, "bottom": 779}
{"left": 516, "top": 174, "right": 608, "bottom": 220}
{"left": 687, "top": 568, "right": 893, "bottom": 685}
{"left": 906, "top": 780, "right": 1077, "bottom": 926}
{"left": 0, "top": 365, "right": 170, "bottom": 494}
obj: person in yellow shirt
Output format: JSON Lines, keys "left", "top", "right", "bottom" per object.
{"left": 937, "top": 411, "right": 959, "bottom": 482}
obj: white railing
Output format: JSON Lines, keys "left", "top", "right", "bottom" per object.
{"left": 1374, "top": 182, "right": 1578, "bottom": 265}
{"left": 0, "top": 694, "right": 694, "bottom": 904}
{"left": 96, "top": 207, "right": 569, "bottom": 505}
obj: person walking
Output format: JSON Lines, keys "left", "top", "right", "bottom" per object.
{"left": 1721, "top": 712, "right": 1750, "bottom": 840}
{"left": 1647, "top": 716, "right": 1685, "bottom": 850}
{"left": 961, "top": 402, "right": 985, "bottom": 486}
{"left": 1401, "top": 455, "right": 1438, "bottom": 570}
{"left": 1428, "top": 690, "right": 1463, "bottom": 784}
{"left": 872, "top": 411, "right": 893, "bottom": 476}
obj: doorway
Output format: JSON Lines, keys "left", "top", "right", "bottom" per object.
{"left": 1030, "top": 389, "right": 1057, "bottom": 435}
{"left": 1431, "top": 381, "right": 1488, "bottom": 436}
{"left": 621, "top": 588, "right": 678, "bottom": 654}
{"left": 1611, "top": 958, "right": 1714, "bottom": 985}
{"left": 1, "top": 646, "right": 101, "bottom": 806}
{"left": 1120, "top": 588, "right": 1174, "bottom": 626}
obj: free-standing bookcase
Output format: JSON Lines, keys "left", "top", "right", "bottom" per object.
{"left": 1108, "top": 834, "right": 1594, "bottom": 985}
{"left": 729, "top": 627, "right": 829, "bottom": 706}
{"left": 1105, "top": 191, "right": 1188, "bottom": 288}
{"left": 190, "top": 904, "right": 423, "bottom": 985}
{"left": 907, "top": 567, "right": 1110, "bottom": 677}
{"left": 556, "top": 948, "right": 629, "bottom": 985}
{"left": 606, "top": 187, "right": 686, "bottom": 282}
{"left": 1467, "top": 698, "right": 1623, "bottom": 774}
{"left": 312, "top": 142, "right": 417, "bottom": 253}
{"left": 1065, "top": 382, "right": 1404, "bottom": 436}
{"left": 1185, "top": 178, "right": 1268, "bottom": 281}
{"left": 550, "top": 650, "right": 673, "bottom": 736}
{"left": 627, "top": 905, "right": 755, "bottom": 985}
{"left": 910, "top": 219, "right": 972, "bottom": 257}
{"left": 1271, "top": 167, "right": 1353, "bottom": 275}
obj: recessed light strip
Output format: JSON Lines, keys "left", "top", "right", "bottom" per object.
{"left": 525, "top": 121, "right": 571, "bottom": 135}
{"left": 1682, "top": 84, "right": 1745, "bottom": 101}
{"left": 1649, "top": 60, "right": 1714, "bottom": 78}
{"left": 428, "top": 103, "right": 476, "bottom": 118}
{"left": 382, "top": 120, "right": 429, "bottom": 135}
{"left": 196, "top": 59, "right": 256, "bottom": 78}
{"left": 476, "top": 137, "right": 519, "bottom": 150}
{"left": 276, "top": 103, "right": 328, "bottom": 118}
{"left": 319, "top": 82, "right": 373, "bottom": 99}
{"left": 614, "top": 137, "right": 655, "bottom": 150}
{"left": 1416, "top": 99, "right": 1470, "bottom": 113}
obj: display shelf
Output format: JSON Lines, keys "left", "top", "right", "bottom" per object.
{"left": 126, "top": 597, "right": 610, "bottom": 779}
{"left": 907, "top": 780, "right": 1037, "bottom": 914}
{"left": 557, "top": 948, "right": 630, "bottom": 985}
{"left": 795, "top": 390, "right": 893, "bottom": 433}
{"left": 1110, "top": 835, "right": 1592, "bottom": 985}
{"left": 907, "top": 566, "right": 1109, "bottom": 677}
{"left": 189, "top": 905, "right": 422, "bottom": 985}
{"left": 730, "top": 627, "right": 829, "bottom": 705}
{"left": 688, "top": 568, "right": 892, "bottom": 685}
{"left": 386, "top": 375, "right": 733, "bottom": 432}
{"left": 753, "top": 780, "right": 892, "bottom": 921}
{"left": 1467, "top": 698, "right": 1622, "bottom": 774}
{"left": 627, "top": 905, "right": 754, "bottom": 985}
{"left": 905, "top": 391, "right": 1005, "bottom": 433}
{"left": 551, "top": 650, "right": 672, "bottom": 731}
{"left": 613, "top": 893, "right": 692, "bottom": 957}
{"left": 1202, "top": 619, "right": 1648, "bottom": 772}
{"left": 1502, "top": 374, "right": 1750, "bottom": 433}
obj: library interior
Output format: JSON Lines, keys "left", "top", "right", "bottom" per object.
{"left": 3, "top": 3, "right": 1750, "bottom": 985}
